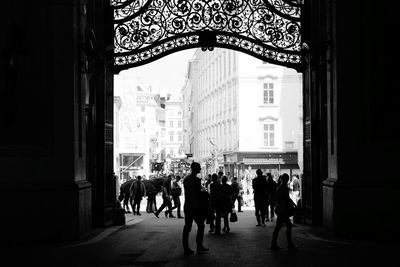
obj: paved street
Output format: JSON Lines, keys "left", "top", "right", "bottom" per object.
{"left": 3, "top": 209, "right": 399, "bottom": 267}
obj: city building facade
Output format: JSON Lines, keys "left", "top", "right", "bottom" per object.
{"left": 114, "top": 74, "right": 165, "bottom": 181}
{"left": 165, "top": 95, "right": 187, "bottom": 175}
{"left": 182, "top": 49, "right": 303, "bottom": 180}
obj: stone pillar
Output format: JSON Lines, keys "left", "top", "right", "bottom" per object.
{"left": 0, "top": 0, "right": 93, "bottom": 242}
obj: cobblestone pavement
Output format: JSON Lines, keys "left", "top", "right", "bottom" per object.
{"left": 3, "top": 210, "right": 399, "bottom": 267}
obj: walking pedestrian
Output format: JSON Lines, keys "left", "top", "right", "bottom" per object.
{"left": 130, "top": 175, "right": 146, "bottom": 215}
{"left": 154, "top": 174, "right": 175, "bottom": 218}
{"left": 171, "top": 175, "right": 184, "bottom": 218}
{"left": 182, "top": 162, "right": 209, "bottom": 255}
{"left": 271, "top": 173, "right": 297, "bottom": 249}
{"left": 252, "top": 169, "right": 267, "bottom": 226}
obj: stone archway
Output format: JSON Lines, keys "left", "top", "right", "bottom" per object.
{"left": 111, "top": 0, "right": 323, "bottom": 225}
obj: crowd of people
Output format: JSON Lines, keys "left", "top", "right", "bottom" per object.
{"left": 118, "top": 164, "right": 301, "bottom": 253}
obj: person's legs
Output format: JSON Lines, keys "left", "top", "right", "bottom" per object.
{"left": 155, "top": 200, "right": 167, "bottom": 217}
{"left": 260, "top": 203, "right": 266, "bottom": 225}
{"left": 177, "top": 197, "right": 183, "bottom": 218}
{"left": 171, "top": 195, "right": 178, "bottom": 215}
{"left": 208, "top": 208, "right": 215, "bottom": 232}
{"left": 255, "top": 205, "right": 261, "bottom": 226}
{"left": 136, "top": 198, "right": 141, "bottom": 215}
{"left": 271, "top": 216, "right": 284, "bottom": 249}
{"left": 194, "top": 214, "right": 207, "bottom": 251}
{"left": 237, "top": 196, "right": 242, "bottom": 212}
{"left": 222, "top": 212, "right": 229, "bottom": 232}
{"left": 270, "top": 201, "right": 275, "bottom": 220}
{"left": 183, "top": 211, "right": 194, "bottom": 254}
{"left": 284, "top": 216, "right": 295, "bottom": 247}
{"left": 215, "top": 209, "right": 222, "bottom": 234}
{"left": 167, "top": 199, "right": 175, "bottom": 218}
{"left": 129, "top": 196, "right": 136, "bottom": 214}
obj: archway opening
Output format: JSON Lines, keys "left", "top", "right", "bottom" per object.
{"left": 111, "top": 0, "right": 309, "bottom": 229}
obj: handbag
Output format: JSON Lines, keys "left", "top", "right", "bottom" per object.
{"left": 287, "top": 198, "right": 296, "bottom": 217}
{"left": 230, "top": 209, "right": 238, "bottom": 222}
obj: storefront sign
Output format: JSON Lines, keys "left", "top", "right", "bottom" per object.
{"left": 242, "top": 158, "right": 282, "bottom": 165}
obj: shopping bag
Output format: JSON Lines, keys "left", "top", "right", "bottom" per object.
{"left": 230, "top": 209, "right": 238, "bottom": 222}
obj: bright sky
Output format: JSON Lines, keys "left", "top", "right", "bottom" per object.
{"left": 117, "top": 49, "right": 196, "bottom": 96}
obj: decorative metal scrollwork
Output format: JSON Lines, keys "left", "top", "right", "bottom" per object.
{"left": 113, "top": 0, "right": 303, "bottom": 72}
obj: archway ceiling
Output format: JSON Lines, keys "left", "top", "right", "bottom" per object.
{"left": 113, "top": 0, "right": 302, "bottom": 73}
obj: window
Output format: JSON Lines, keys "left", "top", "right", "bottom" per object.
{"left": 264, "top": 124, "right": 275, "bottom": 147}
{"left": 285, "top": 141, "right": 294, "bottom": 149}
{"left": 263, "top": 83, "right": 274, "bottom": 104}
{"left": 170, "top": 132, "right": 174, "bottom": 142}
{"left": 178, "top": 133, "right": 183, "bottom": 142}
{"left": 178, "top": 120, "right": 182, "bottom": 128}
{"left": 141, "top": 105, "right": 145, "bottom": 112}
{"left": 178, "top": 111, "right": 182, "bottom": 115}
{"left": 141, "top": 117, "right": 145, "bottom": 123}
{"left": 170, "top": 120, "right": 174, "bottom": 128}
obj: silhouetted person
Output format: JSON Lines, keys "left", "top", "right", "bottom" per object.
{"left": 221, "top": 176, "right": 234, "bottom": 233}
{"left": 130, "top": 176, "right": 146, "bottom": 215}
{"left": 252, "top": 169, "right": 267, "bottom": 226}
{"left": 171, "top": 175, "right": 184, "bottom": 218}
{"left": 217, "top": 171, "right": 224, "bottom": 182}
{"left": 182, "top": 162, "right": 209, "bottom": 255}
{"left": 146, "top": 180, "right": 158, "bottom": 213}
{"left": 209, "top": 173, "right": 224, "bottom": 234}
{"left": 154, "top": 174, "right": 174, "bottom": 218}
{"left": 231, "top": 176, "right": 243, "bottom": 212}
{"left": 266, "top": 172, "right": 277, "bottom": 221}
{"left": 271, "top": 173, "right": 296, "bottom": 249}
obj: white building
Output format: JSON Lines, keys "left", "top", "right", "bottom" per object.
{"left": 114, "top": 74, "right": 165, "bottom": 180}
{"left": 165, "top": 94, "right": 186, "bottom": 175}
{"left": 182, "top": 48, "right": 303, "bottom": 179}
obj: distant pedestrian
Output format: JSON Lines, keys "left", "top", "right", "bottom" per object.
{"left": 154, "top": 174, "right": 175, "bottom": 218}
{"left": 146, "top": 180, "right": 158, "bottom": 213}
{"left": 130, "top": 176, "right": 146, "bottom": 215}
{"left": 252, "top": 169, "right": 267, "bottom": 226}
{"left": 209, "top": 173, "right": 224, "bottom": 234}
{"left": 266, "top": 173, "right": 277, "bottom": 221}
{"left": 271, "top": 173, "right": 297, "bottom": 249}
{"left": 171, "top": 175, "right": 184, "bottom": 218}
{"left": 231, "top": 177, "right": 243, "bottom": 212}
{"left": 221, "top": 176, "right": 234, "bottom": 233}
{"left": 182, "top": 162, "right": 209, "bottom": 255}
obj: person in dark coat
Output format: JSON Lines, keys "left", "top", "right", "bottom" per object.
{"left": 252, "top": 169, "right": 268, "bottom": 226}
{"left": 146, "top": 181, "right": 158, "bottom": 213}
{"left": 231, "top": 177, "right": 243, "bottom": 212}
{"left": 130, "top": 175, "right": 146, "bottom": 215}
{"left": 209, "top": 173, "right": 224, "bottom": 234}
{"left": 182, "top": 162, "right": 209, "bottom": 255}
{"left": 221, "top": 176, "right": 234, "bottom": 233}
{"left": 171, "top": 175, "right": 184, "bottom": 218}
{"left": 271, "top": 173, "right": 296, "bottom": 249}
{"left": 154, "top": 174, "right": 175, "bottom": 218}
{"left": 266, "top": 172, "right": 277, "bottom": 221}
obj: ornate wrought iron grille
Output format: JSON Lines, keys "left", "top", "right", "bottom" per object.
{"left": 113, "top": 0, "right": 302, "bottom": 72}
